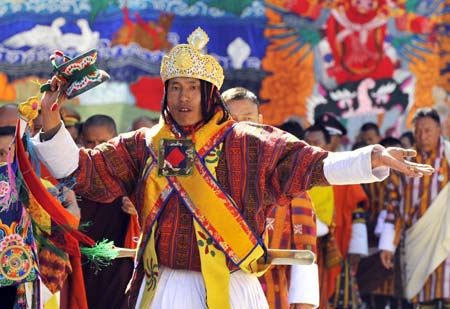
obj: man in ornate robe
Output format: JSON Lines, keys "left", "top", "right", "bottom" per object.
{"left": 380, "top": 108, "right": 450, "bottom": 307}
{"left": 32, "top": 28, "right": 432, "bottom": 308}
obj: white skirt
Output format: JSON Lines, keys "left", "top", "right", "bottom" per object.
{"left": 136, "top": 266, "right": 269, "bottom": 309}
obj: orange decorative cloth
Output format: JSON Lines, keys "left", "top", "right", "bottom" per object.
{"left": 260, "top": 192, "right": 317, "bottom": 309}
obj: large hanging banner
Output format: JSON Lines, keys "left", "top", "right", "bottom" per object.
{"left": 0, "top": 1, "right": 267, "bottom": 110}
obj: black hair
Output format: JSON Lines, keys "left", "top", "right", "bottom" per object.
{"left": 304, "top": 123, "right": 331, "bottom": 144}
{"left": 161, "top": 80, "right": 230, "bottom": 132}
{"left": 277, "top": 119, "right": 304, "bottom": 140}
{"left": 221, "top": 87, "right": 260, "bottom": 109}
{"left": 0, "top": 126, "right": 15, "bottom": 137}
{"left": 400, "top": 130, "right": 415, "bottom": 146}
{"left": 315, "top": 112, "right": 347, "bottom": 136}
{"left": 379, "top": 136, "right": 402, "bottom": 147}
{"left": 132, "top": 115, "right": 158, "bottom": 125}
{"left": 82, "top": 114, "right": 117, "bottom": 136}
{"left": 131, "top": 115, "right": 158, "bottom": 130}
{"left": 352, "top": 140, "right": 367, "bottom": 150}
{"left": 360, "top": 122, "right": 380, "bottom": 135}
{"left": 412, "top": 108, "right": 441, "bottom": 126}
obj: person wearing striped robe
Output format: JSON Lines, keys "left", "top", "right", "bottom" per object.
{"left": 380, "top": 108, "right": 450, "bottom": 308}
{"left": 222, "top": 87, "right": 318, "bottom": 308}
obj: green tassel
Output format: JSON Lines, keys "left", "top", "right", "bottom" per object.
{"left": 80, "top": 239, "right": 119, "bottom": 274}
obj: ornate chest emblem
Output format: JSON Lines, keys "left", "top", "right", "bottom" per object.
{"left": 158, "top": 138, "right": 195, "bottom": 176}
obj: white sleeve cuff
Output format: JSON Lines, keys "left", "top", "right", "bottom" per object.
{"left": 31, "top": 122, "right": 79, "bottom": 179}
{"left": 316, "top": 218, "right": 329, "bottom": 237}
{"left": 288, "top": 264, "right": 319, "bottom": 307}
{"left": 19, "top": 118, "right": 28, "bottom": 137}
{"left": 374, "top": 209, "right": 387, "bottom": 236}
{"left": 348, "top": 222, "right": 368, "bottom": 256}
{"left": 378, "top": 222, "right": 396, "bottom": 252}
{"left": 323, "top": 145, "right": 390, "bottom": 185}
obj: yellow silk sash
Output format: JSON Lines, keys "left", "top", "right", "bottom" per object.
{"left": 139, "top": 113, "right": 268, "bottom": 308}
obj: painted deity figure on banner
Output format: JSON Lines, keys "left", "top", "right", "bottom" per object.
{"left": 264, "top": 0, "right": 441, "bottom": 138}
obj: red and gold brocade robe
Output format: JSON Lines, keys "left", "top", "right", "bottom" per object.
{"left": 67, "top": 120, "right": 329, "bottom": 306}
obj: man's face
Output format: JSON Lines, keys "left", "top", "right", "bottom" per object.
{"left": 226, "top": 99, "right": 262, "bottom": 123}
{"left": 304, "top": 130, "right": 328, "bottom": 149}
{"left": 361, "top": 129, "right": 381, "bottom": 145}
{"left": 81, "top": 126, "right": 115, "bottom": 149}
{"left": 166, "top": 77, "right": 202, "bottom": 127}
{"left": 414, "top": 117, "right": 441, "bottom": 153}
{"left": 0, "top": 135, "right": 13, "bottom": 163}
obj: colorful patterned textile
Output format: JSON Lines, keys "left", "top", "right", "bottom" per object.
{"left": 0, "top": 159, "right": 84, "bottom": 308}
{"left": 360, "top": 179, "right": 397, "bottom": 298}
{"left": 16, "top": 126, "right": 97, "bottom": 309}
{"left": 0, "top": 165, "right": 39, "bottom": 290}
{"left": 386, "top": 139, "right": 450, "bottom": 303}
{"left": 309, "top": 186, "right": 335, "bottom": 309}
{"left": 330, "top": 260, "right": 360, "bottom": 308}
{"left": 327, "top": 185, "right": 368, "bottom": 307}
{"left": 149, "top": 116, "right": 266, "bottom": 269}
{"left": 0, "top": 162, "right": 72, "bottom": 308}
{"left": 68, "top": 113, "right": 329, "bottom": 307}
{"left": 260, "top": 192, "right": 317, "bottom": 309}
{"left": 39, "top": 49, "right": 110, "bottom": 99}
{"left": 137, "top": 112, "right": 268, "bottom": 308}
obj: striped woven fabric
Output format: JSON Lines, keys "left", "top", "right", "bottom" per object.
{"left": 260, "top": 192, "right": 317, "bottom": 309}
{"left": 386, "top": 139, "right": 450, "bottom": 303}
{"left": 328, "top": 184, "right": 368, "bottom": 308}
{"left": 361, "top": 179, "right": 395, "bottom": 297}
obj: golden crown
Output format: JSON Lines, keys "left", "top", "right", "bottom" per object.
{"left": 160, "top": 27, "right": 224, "bottom": 89}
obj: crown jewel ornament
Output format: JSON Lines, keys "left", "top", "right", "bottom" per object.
{"left": 160, "top": 27, "right": 224, "bottom": 89}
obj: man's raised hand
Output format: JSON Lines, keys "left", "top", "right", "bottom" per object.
{"left": 371, "top": 145, "right": 434, "bottom": 177}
